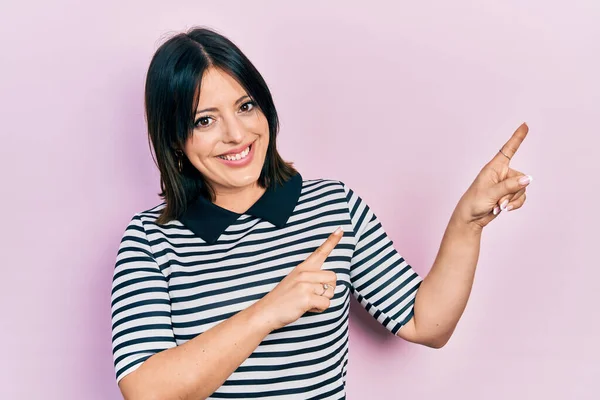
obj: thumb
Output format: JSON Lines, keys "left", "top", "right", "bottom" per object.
{"left": 491, "top": 174, "right": 533, "bottom": 200}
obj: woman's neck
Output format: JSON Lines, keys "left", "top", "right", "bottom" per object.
{"left": 212, "top": 182, "right": 267, "bottom": 214}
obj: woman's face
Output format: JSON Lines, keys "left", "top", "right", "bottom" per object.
{"left": 183, "top": 67, "right": 269, "bottom": 195}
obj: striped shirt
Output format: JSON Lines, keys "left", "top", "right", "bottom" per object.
{"left": 111, "top": 173, "right": 423, "bottom": 399}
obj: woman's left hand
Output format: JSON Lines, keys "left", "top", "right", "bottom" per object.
{"left": 453, "top": 122, "right": 533, "bottom": 231}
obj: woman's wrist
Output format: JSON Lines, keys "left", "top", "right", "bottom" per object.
{"left": 245, "top": 299, "right": 278, "bottom": 334}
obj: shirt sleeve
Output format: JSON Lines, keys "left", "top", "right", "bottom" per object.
{"left": 111, "top": 214, "right": 177, "bottom": 384}
{"left": 341, "top": 182, "right": 423, "bottom": 335}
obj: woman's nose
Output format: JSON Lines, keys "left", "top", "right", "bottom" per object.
{"left": 222, "top": 116, "right": 244, "bottom": 143}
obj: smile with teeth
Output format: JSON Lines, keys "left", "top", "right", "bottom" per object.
{"left": 218, "top": 144, "right": 251, "bottom": 161}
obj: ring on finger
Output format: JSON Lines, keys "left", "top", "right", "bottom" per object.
{"left": 320, "top": 283, "right": 330, "bottom": 296}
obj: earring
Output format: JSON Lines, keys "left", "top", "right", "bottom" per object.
{"left": 175, "top": 150, "right": 183, "bottom": 173}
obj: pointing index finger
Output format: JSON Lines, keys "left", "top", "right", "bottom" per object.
{"left": 304, "top": 227, "right": 343, "bottom": 268}
{"left": 496, "top": 122, "right": 529, "bottom": 162}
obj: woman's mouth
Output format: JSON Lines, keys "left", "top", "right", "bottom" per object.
{"left": 217, "top": 143, "right": 252, "bottom": 161}
{"left": 215, "top": 143, "right": 255, "bottom": 167}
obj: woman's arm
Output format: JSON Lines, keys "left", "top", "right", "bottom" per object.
{"left": 119, "top": 301, "right": 271, "bottom": 400}
{"left": 397, "top": 211, "right": 481, "bottom": 348}
{"left": 398, "top": 123, "right": 532, "bottom": 348}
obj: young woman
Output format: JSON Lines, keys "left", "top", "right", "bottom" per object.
{"left": 111, "top": 27, "right": 533, "bottom": 400}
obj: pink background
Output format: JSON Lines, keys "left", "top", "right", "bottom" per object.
{"left": 1, "top": 1, "right": 598, "bottom": 398}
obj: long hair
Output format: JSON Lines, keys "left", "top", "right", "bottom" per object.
{"left": 144, "top": 27, "right": 297, "bottom": 224}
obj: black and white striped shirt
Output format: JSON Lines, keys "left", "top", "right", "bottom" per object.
{"left": 111, "top": 173, "right": 423, "bottom": 399}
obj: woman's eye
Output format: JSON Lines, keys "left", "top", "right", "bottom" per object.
{"left": 195, "top": 116, "right": 214, "bottom": 127}
{"left": 240, "top": 101, "right": 255, "bottom": 113}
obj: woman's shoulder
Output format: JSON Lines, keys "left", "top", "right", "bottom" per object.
{"left": 299, "top": 177, "right": 371, "bottom": 211}
{"left": 139, "top": 202, "right": 167, "bottom": 217}
{"left": 301, "top": 176, "right": 345, "bottom": 186}
{"left": 298, "top": 177, "right": 360, "bottom": 207}
{"left": 300, "top": 177, "right": 352, "bottom": 193}
{"left": 127, "top": 202, "right": 165, "bottom": 220}
{"left": 124, "top": 202, "right": 171, "bottom": 230}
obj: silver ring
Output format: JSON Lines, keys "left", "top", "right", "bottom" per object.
{"left": 320, "top": 283, "right": 330, "bottom": 296}
{"left": 499, "top": 149, "right": 511, "bottom": 160}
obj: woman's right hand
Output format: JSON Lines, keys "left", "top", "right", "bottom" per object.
{"left": 256, "top": 227, "right": 344, "bottom": 331}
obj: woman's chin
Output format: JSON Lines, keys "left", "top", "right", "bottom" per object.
{"left": 213, "top": 172, "right": 262, "bottom": 191}
{"left": 210, "top": 156, "right": 266, "bottom": 189}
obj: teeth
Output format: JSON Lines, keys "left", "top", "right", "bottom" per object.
{"left": 219, "top": 145, "right": 251, "bottom": 161}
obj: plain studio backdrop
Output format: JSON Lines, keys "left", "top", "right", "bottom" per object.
{"left": 1, "top": 1, "right": 598, "bottom": 399}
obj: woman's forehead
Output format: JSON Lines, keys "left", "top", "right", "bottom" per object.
{"left": 197, "top": 68, "right": 247, "bottom": 107}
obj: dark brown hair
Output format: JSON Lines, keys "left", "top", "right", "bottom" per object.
{"left": 144, "top": 27, "right": 297, "bottom": 224}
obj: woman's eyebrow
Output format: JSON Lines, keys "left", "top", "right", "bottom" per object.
{"left": 195, "top": 95, "right": 250, "bottom": 115}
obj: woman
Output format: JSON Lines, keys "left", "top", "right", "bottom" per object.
{"left": 111, "top": 27, "right": 533, "bottom": 399}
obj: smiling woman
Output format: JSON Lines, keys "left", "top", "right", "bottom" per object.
{"left": 144, "top": 28, "right": 297, "bottom": 223}
{"left": 184, "top": 71, "right": 268, "bottom": 201}
{"left": 111, "top": 26, "right": 532, "bottom": 400}
{"left": 112, "top": 27, "right": 422, "bottom": 399}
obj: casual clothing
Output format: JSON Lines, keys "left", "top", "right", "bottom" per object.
{"left": 111, "top": 173, "right": 422, "bottom": 399}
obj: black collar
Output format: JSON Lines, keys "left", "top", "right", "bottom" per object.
{"left": 179, "top": 173, "right": 303, "bottom": 244}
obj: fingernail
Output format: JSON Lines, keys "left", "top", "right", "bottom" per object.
{"left": 493, "top": 206, "right": 500, "bottom": 215}
{"left": 519, "top": 175, "right": 533, "bottom": 185}
{"left": 506, "top": 205, "right": 514, "bottom": 211}
{"left": 334, "top": 227, "right": 343, "bottom": 235}
{"left": 500, "top": 200, "right": 509, "bottom": 210}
